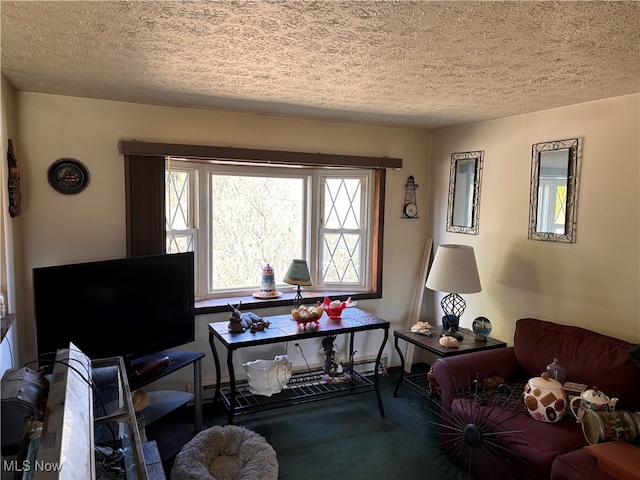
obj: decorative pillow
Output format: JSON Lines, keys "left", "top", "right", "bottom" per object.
{"left": 630, "top": 344, "right": 640, "bottom": 368}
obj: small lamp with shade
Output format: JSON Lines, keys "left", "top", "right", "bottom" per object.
{"left": 426, "top": 244, "right": 482, "bottom": 341}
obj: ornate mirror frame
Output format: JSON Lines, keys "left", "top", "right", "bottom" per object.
{"left": 446, "top": 150, "right": 484, "bottom": 235}
{"left": 528, "top": 138, "right": 580, "bottom": 243}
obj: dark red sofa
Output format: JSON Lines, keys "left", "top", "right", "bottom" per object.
{"left": 432, "top": 318, "right": 640, "bottom": 480}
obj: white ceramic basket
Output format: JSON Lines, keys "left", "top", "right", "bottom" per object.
{"left": 243, "top": 354, "right": 293, "bottom": 397}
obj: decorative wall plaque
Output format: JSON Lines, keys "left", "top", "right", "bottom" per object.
{"left": 47, "top": 158, "right": 90, "bottom": 194}
{"left": 7, "top": 140, "right": 21, "bottom": 217}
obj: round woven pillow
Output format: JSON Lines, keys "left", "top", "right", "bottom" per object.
{"left": 171, "top": 425, "right": 278, "bottom": 480}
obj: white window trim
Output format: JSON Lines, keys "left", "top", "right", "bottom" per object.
{"left": 316, "top": 170, "right": 372, "bottom": 290}
{"left": 167, "top": 159, "right": 374, "bottom": 300}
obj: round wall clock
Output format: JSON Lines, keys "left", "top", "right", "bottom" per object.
{"left": 404, "top": 202, "right": 418, "bottom": 218}
{"left": 47, "top": 158, "right": 90, "bottom": 194}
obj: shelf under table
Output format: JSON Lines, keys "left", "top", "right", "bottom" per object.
{"left": 209, "top": 308, "right": 389, "bottom": 423}
{"left": 220, "top": 370, "right": 375, "bottom": 416}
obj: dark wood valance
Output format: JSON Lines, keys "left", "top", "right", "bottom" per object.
{"left": 119, "top": 140, "right": 402, "bottom": 170}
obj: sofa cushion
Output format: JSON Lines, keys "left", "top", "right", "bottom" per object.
{"left": 448, "top": 398, "right": 587, "bottom": 479}
{"left": 513, "top": 318, "right": 640, "bottom": 411}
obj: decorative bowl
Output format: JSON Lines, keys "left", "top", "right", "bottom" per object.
{"left": 318, "top": 296, "right": 355, "bottom": 319}
{"left": 243, "top": 355, "right": 293, "bottom": 397}
{"left": 291, "top": 305, "right": 323, "bottom": 326}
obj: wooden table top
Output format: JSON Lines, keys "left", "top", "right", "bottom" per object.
{"left": 394, "top": 326, "right": 506, "bottom": 358}
{"left": 209, "top": 307, "right": 389, "bottom": 349}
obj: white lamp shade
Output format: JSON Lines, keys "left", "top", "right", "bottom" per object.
{"left": 426, "top": 244, "right": 481, "bottom": 294}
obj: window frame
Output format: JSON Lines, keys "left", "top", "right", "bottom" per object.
{"left": 202, "top": 162, "right": 311, "bottom": 299}
{"left": 317, "top": 170, "right": 373, "bottom": 290}
{"left": 120, "top": 141, "right": 400, "bottom": 314}
{"left": 167, "top": 161, "right": 375, "bottom": 299}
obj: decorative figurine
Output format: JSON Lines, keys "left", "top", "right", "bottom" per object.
{"left": 439, "top": 336, "right": 459, "bottom": 348}
{"left": 260, "top": 264, "right": 276, "bottom": 295}
{"left": 227, "top": 302, "right": 271, "bottom": 333}
{"left": 253, "top": 263, "right": 282, "bottom": 298}
{"left": 7, "top": 140, "right": 21, "bottom": 217}
{"left": 411, "top": 321, "right": 433, "bottom": 336}
{"left": 320, "top": 334, "right": 355, "bottom": 383}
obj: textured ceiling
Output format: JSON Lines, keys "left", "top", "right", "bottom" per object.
{"left": 1, "top": 1, "right": 639, "bottom": 129}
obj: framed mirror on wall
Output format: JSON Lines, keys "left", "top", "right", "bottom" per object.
{"left": 446, "top": 151, "right": 484, "bottom": 235}
{"left": 528, "top": 138, "right": 580, "bottom": 243}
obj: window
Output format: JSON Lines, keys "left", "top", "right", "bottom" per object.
{"left": 166, "top": 160, "right": 374, "bottom": 299}
{"left": 166, "top": 165, "right": 197, "bottom": 254}
{"left": 120, "top": 140, "right": 400, "bottom": 309}
{"left": 320, "top": 174, "right": 370, "bottom": 285}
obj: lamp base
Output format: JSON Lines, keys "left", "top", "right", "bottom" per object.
{"left": 293, "top": 286, "right": 303, "bottom": 310}
{"left": 441, "top": 314, "right": 463, "bottom": 341}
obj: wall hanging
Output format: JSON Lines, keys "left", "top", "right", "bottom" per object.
{"left": 6, "top": 140, "right": 21, "bottom": 217}
{"left": 47, "top": 158, "right": 90, "bottom": 195}
{"left": 403, "top": 175, "right": 419, "bottom": 218}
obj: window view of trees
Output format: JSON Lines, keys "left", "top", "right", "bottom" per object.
{"left": 166, "top": 160, "right": 372, "bottom": 299}
{"left": 209, "top": 174, "right": 304, "bottom": 291}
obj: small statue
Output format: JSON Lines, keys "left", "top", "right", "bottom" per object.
{"left": 320, "top": 334, "right": 355, "bottom": 382}
{"left": 7, "top": 140, "right": 21, "bottom": 217}
{"left": 227, "top": 301, "right": 270, "bottom": 333}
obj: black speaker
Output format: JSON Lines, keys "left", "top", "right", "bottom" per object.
{"left": 1, "top": 367, "right": 49, "bottom": 455}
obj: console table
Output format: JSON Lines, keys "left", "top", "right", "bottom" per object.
{"left": 393, "top": 326, "right": 506, "bottom": 398}
{"left": 208, "top": 307, "right": 389, "bottom": 424}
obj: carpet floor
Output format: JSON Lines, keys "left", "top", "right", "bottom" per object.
{"left": 155, "top": 364, "right": 477, "bottom": 480}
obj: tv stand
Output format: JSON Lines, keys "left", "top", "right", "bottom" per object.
{"left": 129, "top": 355, "right": 171, "bottom": 379}
{"left": 127, "top": 350, "right": 205, "bottom": 462}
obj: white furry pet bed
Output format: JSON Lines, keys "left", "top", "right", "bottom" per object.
{"left": 171, "top": 425, "right": 278, "bottom": 480}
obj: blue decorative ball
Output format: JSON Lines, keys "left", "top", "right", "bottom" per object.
{"left": 472, "top": 317, "right": 492, "bottom": 338}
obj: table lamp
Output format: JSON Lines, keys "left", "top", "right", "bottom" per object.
{"left": 283, "top": 259, "right": 312, "bottom": 309}
{"left": 426, "top": 244, "right": 481, "bottom": 340}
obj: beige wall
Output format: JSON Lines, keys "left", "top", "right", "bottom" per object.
{"left": 7, "top": 90, "right": 638, "bottom": 390}
{"left": 1, "top": 76, "right": 22, "bottom": 376}
{"left": 430, "top": 94, "right": 640, "bottom": 346}
{"left": 13, "top": 92, "right": 431, "bottom": 389}
{"left": 0, "top": 76, "right": 20, "bottom": 375}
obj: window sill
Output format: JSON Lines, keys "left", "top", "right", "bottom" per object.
{"left": 195, "top": 290, "right": 380, "bottom": 315}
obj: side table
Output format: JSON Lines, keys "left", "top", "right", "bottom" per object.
{"left": 393, "top": 326, "right": 506, "bottom": 398}
{"left": 585, "top": 440, "right": 640, "bottom": 480}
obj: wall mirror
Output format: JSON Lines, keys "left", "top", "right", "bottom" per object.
{"left": 528, "top": 138, "right": 579, "bottom": 243}
{"left": 446, "top": 150, "right": 484, "bottom": 235}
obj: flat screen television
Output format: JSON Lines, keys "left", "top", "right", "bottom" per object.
{"left": 33, "top": 252, "right": 195, "bottom": 369}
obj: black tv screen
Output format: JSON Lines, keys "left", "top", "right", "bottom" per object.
{"left": 33, "top": 252, "right": 195, "bottom": 366}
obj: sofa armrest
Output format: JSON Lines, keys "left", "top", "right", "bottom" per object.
{"left": 432, "top": 347, "right": 524, "bottom": 408}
